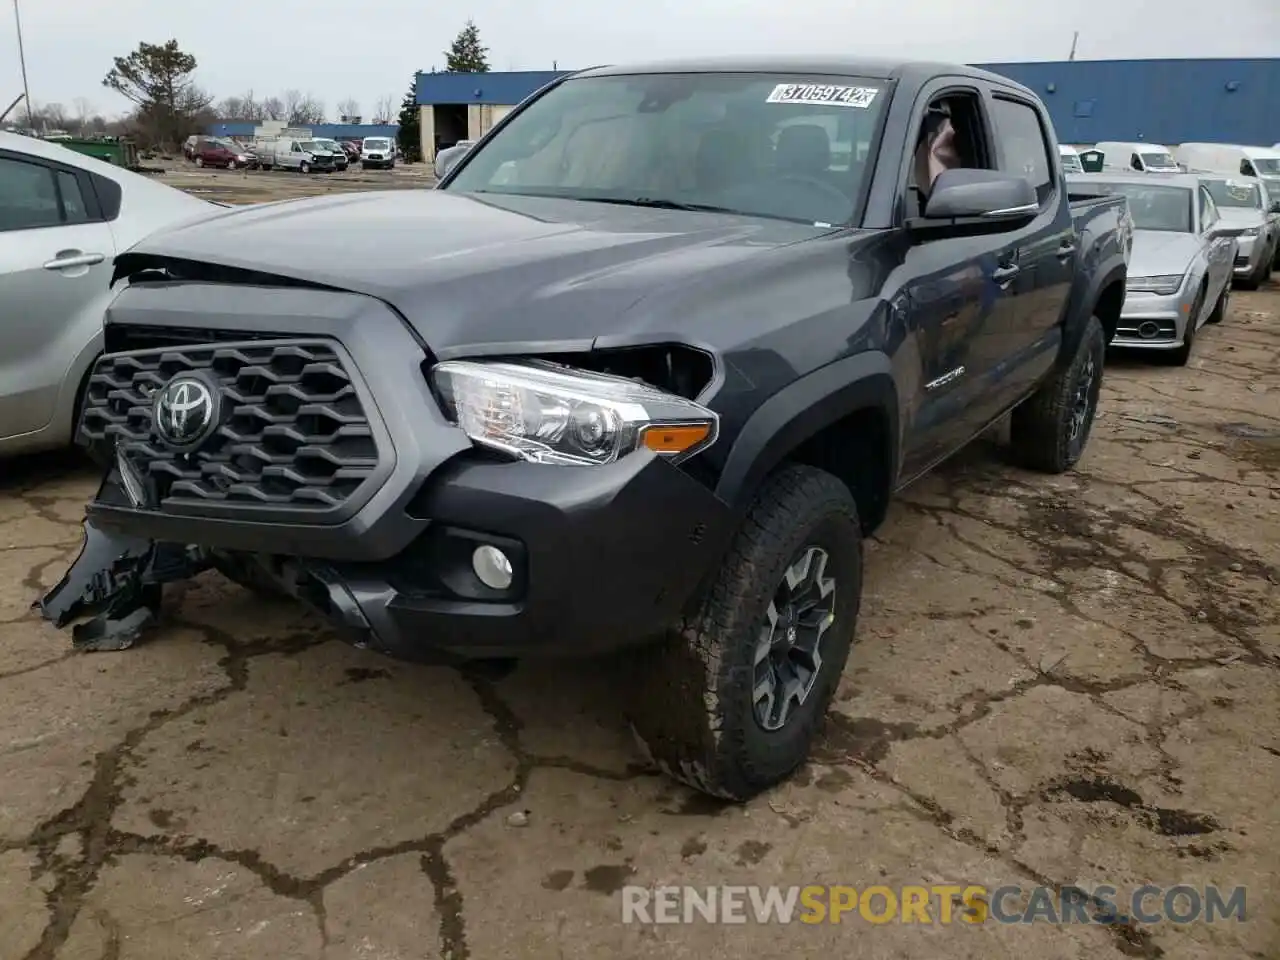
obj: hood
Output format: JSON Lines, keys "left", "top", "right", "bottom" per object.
{"left": 120, "top": 189, "right": 831, "bottom": 350}
{"left": 1216, "top": 207, "right": 1265, "bottom": 228}
{"left": 1129, "top": 230, "right": 1202, "bottom": 278}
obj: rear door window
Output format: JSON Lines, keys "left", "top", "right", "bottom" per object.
{"left": 989, "top": 96, "right": 1055, "bottom": 204}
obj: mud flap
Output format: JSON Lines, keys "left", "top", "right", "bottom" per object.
{"left": 34, "top": 473, "right": 210, "bottom": 652}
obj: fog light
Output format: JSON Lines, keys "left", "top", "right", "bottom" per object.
{"left": 472, "top": 545, "right": 513, "bottom": 590}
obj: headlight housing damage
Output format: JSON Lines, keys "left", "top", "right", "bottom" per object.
{"left": 432, "top": 359, "right": 719, "bottom": 466}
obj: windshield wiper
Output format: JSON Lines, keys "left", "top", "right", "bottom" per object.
{"left": 584, "top": 197, "right": 752, "bottom": 215}
{"left": 580, "top": 196, "right": 818, "bottom": 224}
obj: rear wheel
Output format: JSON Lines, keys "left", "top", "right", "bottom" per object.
{"left": 1010, "top": 315, "right": 1106, "bottom": 473}
{"left": 627, "top": 464, "right": 862, "bottom": 800}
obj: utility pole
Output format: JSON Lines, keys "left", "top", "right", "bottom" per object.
{"left": 1068, "top": 31, "right": 1079, "bottom": 62}
{"left": 12, "top": 0, "right": 33, "bottom": 129}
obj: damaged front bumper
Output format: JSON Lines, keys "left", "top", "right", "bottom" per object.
{"left": 38, "top": 450, "right": 733, "bottom": 660}
{"left": 36, "top": 476, "right": 211, "bottom": 651}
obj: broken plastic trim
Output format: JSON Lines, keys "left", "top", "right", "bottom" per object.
{"left": 34, "top": 472, "right": 210, "bottom": 652}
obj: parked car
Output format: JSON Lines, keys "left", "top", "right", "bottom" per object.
{"left": 1175, "top": 143, "right": 1280, "bottom": 201}
{"left": 1094, "top": 141, "right": 1180, "bottom": 174}
{"left": 261, "top": 138, "right": 338, "bottom": 174}
{"left": 361, "top": 136, "right": 395, "bottom": 169}
{"left": 0, "top": 132, "right": 220, "bottom": 458}
{"left": 312, "top": 138, "right": 350, "bottom": 171}
{"left": 40, "top": 57, "right": 1132, "bottom": 801}
{"left": 434, "top": 139, "right": 474, "bottom": 178}
{"left": 191, "top": 138, "right": 256, "bottom": 170}
{"left": 1059, "top": 144, "right": 1084, "bottom": 174}
{"left": 337, "top": 139, "right": 362, "bottom": 160}
{"left": 1068, "top": 172, "right": 1245, "bottom": 364}
{"left": 1196, "top": 175, "right": 1280, "bottom": 286}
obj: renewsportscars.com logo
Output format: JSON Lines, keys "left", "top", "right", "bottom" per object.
{"left": 621, "top": 884, "right": 1248, "bottom": 925}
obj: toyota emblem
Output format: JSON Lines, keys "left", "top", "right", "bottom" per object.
{"left": 153, "top": 374, "right": 220, "bottom": 450}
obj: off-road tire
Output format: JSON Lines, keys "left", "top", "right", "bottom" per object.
{"left": 1206, "top": 283, "right": 1229, "bottom": 324}
{"left": 626, "top": 464, "right": 862, "bottom": 800}
{"left": 1009, "top": 314, "right": 1106, "bottom": 473}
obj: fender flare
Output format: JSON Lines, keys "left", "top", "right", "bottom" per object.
{"left": 1063, "top": 261, "right": 1126, "bottom": 358}
{"left": 714, "top": 351, "right": 899, "bottom": 511}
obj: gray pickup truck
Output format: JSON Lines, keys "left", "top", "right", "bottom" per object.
{"left": 41, "top": 57, "right": 1131, "bottom": 800}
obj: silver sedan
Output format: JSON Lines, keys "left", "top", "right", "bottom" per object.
{"left": 0, "top": 133, "right": 220, "bottom": 457}
{"left": 1197, "top": 176, "right": 1279, "bottom": 288}
{"left": 1067, "top": 172, "right": 1245, "bottom": 365}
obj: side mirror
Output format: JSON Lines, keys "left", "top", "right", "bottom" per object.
{"left": 440, "top": 151, "right": 466, "bottom": 177}
{"left": 1209, "top": 224, "right": 1248, "bottom": 239}
{"left": 908, "top": 169, "right": 1038, "bottom": 239}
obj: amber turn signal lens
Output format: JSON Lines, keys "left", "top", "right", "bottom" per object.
{"left": 641, "top": 423, "right": 713, "bottom": 455}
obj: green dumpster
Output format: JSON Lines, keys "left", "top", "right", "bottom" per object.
{"left": 49, "top": 138, "right": 140, "bottom": 169}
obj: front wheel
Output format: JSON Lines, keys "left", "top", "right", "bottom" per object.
{"left": 299, "top": 161, "right": 311, "bottom": 174}
{"left": 226, "top": 159, "right": 237, "bottom": 171}
{"left": 1009, "top": 314, "right": 1107, "bottom": 473}
{"left": 194, "top": 156, "right": 204, "bottom": 168}
{"left": 627, "top": 464, "right": 862, "bottom": 800}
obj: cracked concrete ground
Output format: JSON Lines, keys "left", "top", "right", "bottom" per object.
{"left": 1, "top": 283, "right": 1277, "bottom": 960}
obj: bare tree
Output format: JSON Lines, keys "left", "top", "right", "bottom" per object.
{"left": 72, "top": 97, "right": 94, "bottom": 134}
{"left": 336, "top": 98, "right": 360, "bottom": 122}
{"left": 372, "top": 94, "right": 396, "bottom": 124}
{"left": 261, "top": 96, "right": 284, "bottom": 121}
{"left": 41, "top": 101, "right": 69, "bottom": 130}
{"left": 282, "top": 89, "right": 305, "bottom": 123}
{"left": 216, "top": 91, "right": 267, "bottom": 122}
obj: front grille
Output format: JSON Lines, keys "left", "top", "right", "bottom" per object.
{"left": 80, "top": 339, "right": 382, "bottom": 512}
{"left": 1235, "top": 255, "right": 1250, "bottom": 267}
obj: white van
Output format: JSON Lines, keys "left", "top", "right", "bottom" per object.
{"left": 1094, "top": 141, "right": 1180, "bottom": 173}
{"left": 1058, "top": 144, "right": 1084, "bottom": 174}
{"left": 1175, "top": 143, "right": 1280, "bottom": 199}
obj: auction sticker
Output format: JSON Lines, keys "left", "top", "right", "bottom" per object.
{"left": 766, "top": 83, "right": 879, "bottom": 108}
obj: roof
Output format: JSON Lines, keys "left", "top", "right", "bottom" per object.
{"left": 574, "top": 55, "right": 1030, "bottom": 91}
{"left": 1067, "top": 171, "right": 1202, "bottom": 189}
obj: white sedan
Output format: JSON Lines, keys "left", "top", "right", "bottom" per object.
{"left": 0, "top": 133, "right": 220, "bottom": 457}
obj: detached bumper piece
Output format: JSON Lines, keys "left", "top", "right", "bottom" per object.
{"left": 35, "top": 474, "right": 210, "bottom": 652}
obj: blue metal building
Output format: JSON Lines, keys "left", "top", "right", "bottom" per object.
{"left": 205, "top": 121, "right": 399, "bottom": 141}
{"left": 412, "top": 59, "right": 1280, "bottom": 150}
{"left": 981, "top": 58, "right": 1280, "bottom": 146}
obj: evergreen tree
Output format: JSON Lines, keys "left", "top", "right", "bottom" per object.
{"left": 445, "top": 20, "right": 490, "bottom": 73}
{"left": 396, "top": 73, "right": 421, "bottom": 162}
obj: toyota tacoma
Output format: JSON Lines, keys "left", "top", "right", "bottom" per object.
{"left": 39, "top": 58, "right": 1132, "bottom": 800}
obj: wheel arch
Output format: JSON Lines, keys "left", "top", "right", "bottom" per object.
{"left": 714, "top": 352, "right": 900, "bottom": 536}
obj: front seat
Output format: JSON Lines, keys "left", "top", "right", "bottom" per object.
{"left": 775, "top": 124, "right": 831, "bottom": 179}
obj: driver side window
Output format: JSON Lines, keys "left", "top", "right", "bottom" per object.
{"left": 1240, "top": 159, "right": 1256, "bottom": 177}
{"left": 906, "top": 91, "right": 991, "bottom": 217}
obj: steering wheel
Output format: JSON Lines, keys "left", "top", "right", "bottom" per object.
{"left": 776, "top": 173, "right": 851, "bottom": 209}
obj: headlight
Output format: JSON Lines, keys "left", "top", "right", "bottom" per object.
{"left": 1126, "top": 274, "right": 1184, "bottom": 295}
{"left": 432, "top": 359, "right": 718, "bottom": 466}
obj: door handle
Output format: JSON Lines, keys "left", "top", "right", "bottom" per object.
{"left": 1056, "top": 243, "right": 1077, "bottom": 259}
{"left": 992, "top": 264, "right": 1020, "bottom": 287}
{"left": 43, "top": 252, "right": 105, "bottom": 270}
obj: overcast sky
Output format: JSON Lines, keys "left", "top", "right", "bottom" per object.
{"left": 8, "top": 0, "right": 1280, "bottom": 120}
